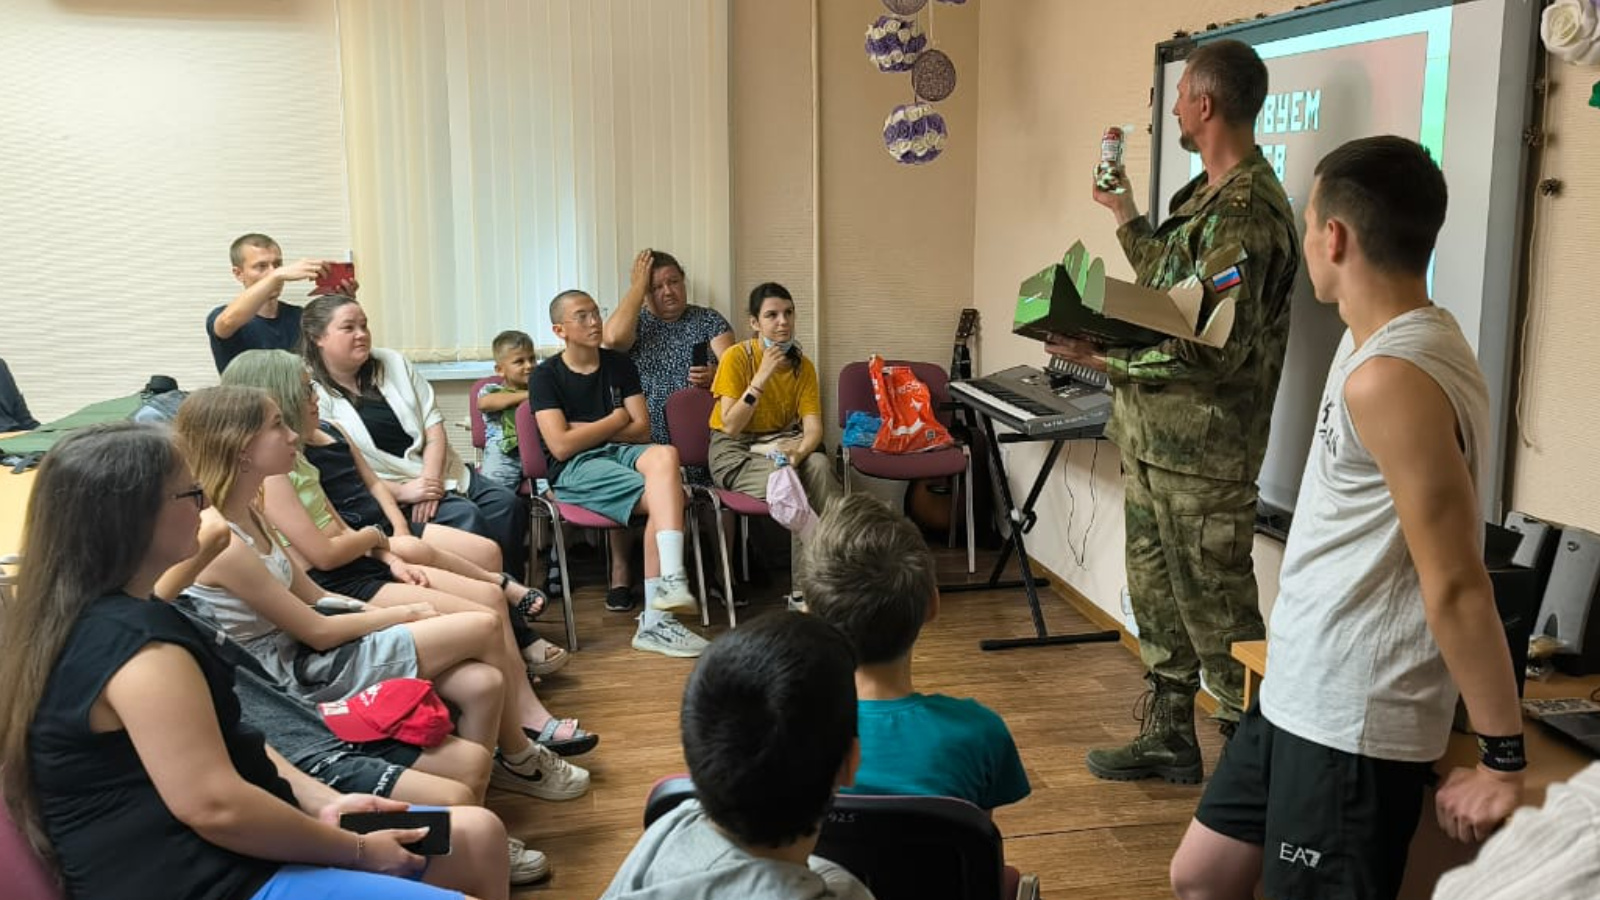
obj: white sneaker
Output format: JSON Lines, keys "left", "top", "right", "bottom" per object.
{"left": 785, "top": 592, "right": 809, "bottom": 614}
{"left": 631, "top": 615, "right": 710, "bottom": 658}
{"left": 649, "top": 570, "right": 698, "bottom": 614}
{"left": 507, "top": 836, "right": 551, "bottom": 885}
{"left": 490, "top": 743, "right": 591, "bottom": 800}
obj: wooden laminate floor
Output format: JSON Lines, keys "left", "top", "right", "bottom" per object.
{"left": 500, "top": 544, "right": 1218, "bottom": 899}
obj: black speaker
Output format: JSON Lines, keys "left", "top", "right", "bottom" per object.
{"left": 1489, "top": 566, "right": 1538, "bottom": 696}
{"left": 1534, "top": 526, "right": 1600, "bottom": 676}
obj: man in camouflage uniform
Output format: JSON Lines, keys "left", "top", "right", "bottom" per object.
{"left": 1047, "top": 39, "right": 1300, "bottom": 783}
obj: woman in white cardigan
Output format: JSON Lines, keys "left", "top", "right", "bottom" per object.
{"left": 301, "top": 295, "right": 525, "bottom": 572}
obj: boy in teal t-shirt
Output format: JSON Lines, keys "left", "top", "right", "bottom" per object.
{"left": 802, "top": 494, "right": 1030, "bottom": 811}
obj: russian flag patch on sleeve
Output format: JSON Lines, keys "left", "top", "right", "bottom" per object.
{"left": 1210, "top": 265, "right": 1242, "bottom": 292}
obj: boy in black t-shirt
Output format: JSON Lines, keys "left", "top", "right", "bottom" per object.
{"left": 529, "top": 290, "right": 708, "bottom": 659}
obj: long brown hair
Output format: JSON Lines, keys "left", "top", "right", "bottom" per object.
{"left": 0, "top": 423, "right": 180, "bottom": 862}
{"left": 301, "top": 294, "right": 385, "bottom": 402}
{"left": 174, "top": 385, "right": 274, "bottom": 516}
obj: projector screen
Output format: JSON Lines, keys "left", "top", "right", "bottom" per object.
{"left": 1149, "top": 0, "right": 1539, "bottom": 521}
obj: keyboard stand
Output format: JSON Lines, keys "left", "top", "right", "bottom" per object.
{"left": 941, "top": 411, "right": 1122, "bottom": 653}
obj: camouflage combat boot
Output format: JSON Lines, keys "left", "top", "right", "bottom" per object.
{"left": 1085, "top": 675, "right": 1203, "bottom": 784}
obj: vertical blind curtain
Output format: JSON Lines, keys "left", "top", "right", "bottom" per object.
{"left": 336, "top": 0, "right": 731, "bottom": 361}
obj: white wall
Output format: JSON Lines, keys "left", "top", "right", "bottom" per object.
{"left": 0, "top": 0, "right": 349, "bottom": 422}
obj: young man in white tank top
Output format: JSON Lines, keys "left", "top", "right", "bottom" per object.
{"left": 1168, "top": 136, "right": 1526, "bottom": 900}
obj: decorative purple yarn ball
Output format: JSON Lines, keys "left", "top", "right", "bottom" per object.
{"left": 883, "top": 103, "right": 947, "bottom": 165}
{"left": 865, "top": 15, "right": 926, "bottom": 72}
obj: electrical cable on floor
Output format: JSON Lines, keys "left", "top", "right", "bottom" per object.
{"left": 1061, "top": 439, "right": 1101, "bottom": 569}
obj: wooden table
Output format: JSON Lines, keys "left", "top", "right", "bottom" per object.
{"left": 0, "top": 467, "right": 33, "bottom": 556}
{"left": 1234, "top": 638, "right": 1267, "bottom": 710}
{"left": 1230, "top": 639, "right": 1598, "bottom": 898}
{"left": 0, "top": 463, "right": 32, "bottom": 602}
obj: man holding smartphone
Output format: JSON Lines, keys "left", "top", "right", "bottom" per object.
{"left": 207, "top": 232, "right": 358, "bottom": 373}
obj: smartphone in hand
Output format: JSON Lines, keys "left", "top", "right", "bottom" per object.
{"left": 311, "top": 262, "right": 357, "bottom": 297}
{"left": 339, "top": 806, "right": 451, "bottom": 856}
{"left": 691, "top": 341, "right": 710, "bottom": 368}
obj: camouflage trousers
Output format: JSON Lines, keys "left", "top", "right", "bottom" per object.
{"left": 1122, "top": 454, "right": 1264, "bottom": 722}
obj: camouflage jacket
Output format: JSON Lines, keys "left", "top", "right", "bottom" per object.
{"left": 1105, "top": 149, "right": 1299, "bottom": 483}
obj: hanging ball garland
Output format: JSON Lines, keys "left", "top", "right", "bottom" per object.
{"left": 865, "top": 15, "right": 926, "bottom": 72}
{"left": 911, "top": 49, "right": 957, "bottom": 102}
{"left": 882, "top": 0, "right": 928, "bottom": 13}
{"left": 883, "top": 102, "right": 947, "bottom": 165}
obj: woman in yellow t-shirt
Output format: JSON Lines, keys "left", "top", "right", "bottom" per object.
{"left": 709, "top": 283, "right": 840, "bottom": 589}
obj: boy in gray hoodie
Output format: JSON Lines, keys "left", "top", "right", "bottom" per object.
{"left": 600, "top": 612, "right": 874, "bottom": 900}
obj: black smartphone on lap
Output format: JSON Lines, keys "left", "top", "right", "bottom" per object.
{"left": 339, "top": 807, "right": 452, "bottom": 856}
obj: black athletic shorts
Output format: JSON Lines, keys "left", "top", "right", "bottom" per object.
{"left": 1195, "top": 702, "right": 1435, "bottom": 900}
{"left": 303, "top": 740, "right": 424, "bottom": 797}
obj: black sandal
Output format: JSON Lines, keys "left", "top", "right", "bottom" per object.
{"left": 515, "top": 588, "right": 547, "bottom": 621}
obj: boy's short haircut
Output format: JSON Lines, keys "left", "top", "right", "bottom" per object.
{"left": 548, "top": 289, "right": 591, "bottom": 324}
{"left": 492, "top": 329, "right": 535, "bottom": 358}
{"left": 1313, "top": 135, "right": 1448, "bottom": 276}
{"left": 802, "top": 494, "right": 936, "bottom": 665}
{"left": 681, "top": 612, "right": 857, "bottom": 848}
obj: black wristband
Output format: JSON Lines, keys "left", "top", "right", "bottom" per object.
{"left": 1477, "top": 733, "right": 1527, "bottom": 772}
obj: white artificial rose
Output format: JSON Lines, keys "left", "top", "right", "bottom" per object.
{"left": 1542, "top": 0, "right": 1600, "bottom": 66}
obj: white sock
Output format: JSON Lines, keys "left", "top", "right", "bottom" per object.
{"left": 645, "top": 576, "right": 661, "bottom": 599}
{"left": 502, "top": 741, "right": 538, "bottom": 766}
{"left": 656, "top": 530, "right": 686, "bottom": 579}
{"left": 639, "top": 605, "right": 670, "bottom": 629}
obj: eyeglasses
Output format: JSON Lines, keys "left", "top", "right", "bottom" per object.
{"left": 172, "top": 485, "right": 208, "bottom": 510}
{"left": 564, "top": 310, "right": 602, "bottom": 326}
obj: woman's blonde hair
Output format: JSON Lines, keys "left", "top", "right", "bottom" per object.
{"left": 174, "top": 385, "right": 275, "bottom": 515}
{"left": 222, "top": 349, "right": 311, "bottom": 442}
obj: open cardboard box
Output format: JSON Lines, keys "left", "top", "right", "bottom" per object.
{"left": 1013, "top": 241, "right": 1236, "bottom": 349}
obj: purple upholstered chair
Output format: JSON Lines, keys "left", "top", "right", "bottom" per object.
{"left": 838, "top": 359, "right": 975, "bottom": 573}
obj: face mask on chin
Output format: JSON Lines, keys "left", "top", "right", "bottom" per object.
{"left": 761, "top": 336, "right": 796, "bottom": 354}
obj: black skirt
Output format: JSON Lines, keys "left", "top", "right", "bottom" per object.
{"left": 306, "top": 555, "right": 393, "bottom": 602}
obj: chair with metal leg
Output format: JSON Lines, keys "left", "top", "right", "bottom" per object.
{"left": 837, "top": 359, "right": 976, "bottom": 574}
{"left": 514, "top": 402, "right": 703, "bottom": 648}
{"left": 664, "top": 387, "right": 771, "bottom": 627}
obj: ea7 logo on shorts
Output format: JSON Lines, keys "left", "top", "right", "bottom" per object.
{"left": 1278, "top": 843, "right": 1323, "bottom": 869}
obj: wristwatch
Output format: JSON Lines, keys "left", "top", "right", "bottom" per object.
{"left": 743, "top": 392, "right": 759, "bottom": 406}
